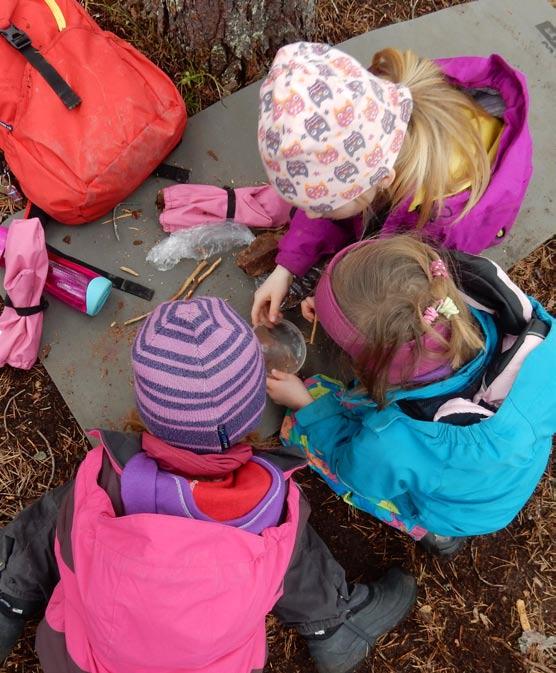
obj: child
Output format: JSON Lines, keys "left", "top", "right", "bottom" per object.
{"left": 252, "top": 42, "right": 531, "bottom": 325}
{"left": 267, "top": 237, "right": 555, "bottom": 556}
{"left": 0, "top": 297, "right": 417, "bottom": 673}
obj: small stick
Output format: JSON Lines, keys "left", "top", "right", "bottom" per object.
{"left": 123, "top": 260, "right": 209, "bottom": 326}
{"left": 120, "top": 266, "right": 139, "bottom": 277}
{"left": 309, "top": 315, "right": 319, "bottom": 345}
{"left": 36, "top": 429, "right": 56, "bottom": 490}
{"left": 516, "top": 599, "right": 531, "bottom": 631}
{"left": 103, "top": 212, "right": 135, "bottom": 226}
{"left": 184, "top": 257, "right": 222, "bottom": 299}
{"left": 124, "top": 311, "right": 151, "bottom": 327}
{"left": 169, "top": 260, "right": 208, "bottom": 301}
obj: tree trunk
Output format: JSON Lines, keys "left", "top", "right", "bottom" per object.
{"left": 122, "top": 0, "right": 317, "bottom": 93}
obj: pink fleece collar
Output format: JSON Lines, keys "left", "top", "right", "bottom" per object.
{"left": 314, "top": 240, "right": 451, "bottom": 385}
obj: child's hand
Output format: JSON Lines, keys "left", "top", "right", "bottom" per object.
{"left": 301, "top": 296, "right": 316, "bottom": 322}
{"left": 251, "top": 265, "right": 293, "bottom": 326}
{"left": 266, "top": 369, "right": 313, "bottom": 410}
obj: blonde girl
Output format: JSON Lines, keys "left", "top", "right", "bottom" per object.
{"left": 267, "top": 236, "right": 554, "bottom": 556}
{"left": 252, "top": 43, "right": 531, "bottom": 326}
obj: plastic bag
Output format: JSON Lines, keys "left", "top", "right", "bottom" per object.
{"left": 518, "top": 630, "right": 556, "bottom": 655}
{"left": 147, "top": 221, "right": 255, "bottom": 271}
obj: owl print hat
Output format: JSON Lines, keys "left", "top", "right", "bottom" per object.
{"left": 258, "top": 42, "right": 413, "bottom": 214}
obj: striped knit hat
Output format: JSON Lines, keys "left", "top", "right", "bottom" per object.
{"left": 132, "top": 298, "right": 266, "bottom": 453}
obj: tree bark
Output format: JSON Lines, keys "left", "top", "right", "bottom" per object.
{"left": 123, "top": 0, "right": 317, "bottom": 92}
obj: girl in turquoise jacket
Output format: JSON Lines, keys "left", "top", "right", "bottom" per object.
{"left": 267, "top": 236, "right": 555, "bottom": 556}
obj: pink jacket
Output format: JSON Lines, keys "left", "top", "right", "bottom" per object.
{"left": 36, "top": 434, "right": 301, "bottom": 673}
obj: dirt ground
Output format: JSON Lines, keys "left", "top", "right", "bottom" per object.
{"left": 1, "top": 0, "right": 554, "bottom": 672}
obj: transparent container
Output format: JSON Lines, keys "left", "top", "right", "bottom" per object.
{"left": 254, "top": 319, "right": 307, "bottom": 374}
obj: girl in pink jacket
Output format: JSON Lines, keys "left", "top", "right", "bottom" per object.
{"left": 0, "top": 297, "right": 415, "bottom": 673}
{"left": 252, "top": 42, "right": 531, "bottom": 325}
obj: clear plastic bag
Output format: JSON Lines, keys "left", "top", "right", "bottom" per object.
{"left": 147, "top": 221, "right": 255, "bottom": 271}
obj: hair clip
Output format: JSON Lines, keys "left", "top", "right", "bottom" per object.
{"left": 437, "top": 296, "right": 459, "bottom": 319}
{"left": 423, "top": 305, "right": 439, "bottom": 325}
{"left": 430, "top": 259, "right": 448, "bottom": 279}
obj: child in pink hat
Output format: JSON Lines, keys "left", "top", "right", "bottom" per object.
{"left": 0, "top": 297, "right": 416, "bottom": 673}
{"left": 252, "top": 43, "right": 531, "bottom": 325}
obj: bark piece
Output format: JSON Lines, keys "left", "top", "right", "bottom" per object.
{"left": 237, "top": 232, "right": 282, "bottom": 277}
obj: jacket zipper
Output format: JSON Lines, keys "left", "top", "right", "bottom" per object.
{"left": 0, "top": 121, "right": 13, "bottom": 132}
{"left": 43, "top": 0, "right": 66, "bottom": 31}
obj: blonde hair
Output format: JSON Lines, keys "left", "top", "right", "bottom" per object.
{"left": 371, "top": 48, "right": 491, "bottom": 227}
{"left": 332, "top": 235, "right": 484, "bottom": 407}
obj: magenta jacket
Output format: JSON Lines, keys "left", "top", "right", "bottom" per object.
{"left": 276, "top": 54, "right": 532, "bottom": 276}
{"left": 36, "top": 431, "right": 302, "bottom": 673}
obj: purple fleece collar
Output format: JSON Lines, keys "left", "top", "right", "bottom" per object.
{"left": 121, "top": 452, "right": 286, "bottom": 535}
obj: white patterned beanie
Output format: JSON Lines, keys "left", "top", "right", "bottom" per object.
{"left": 257, "top": 42, "right": 413, "bottom": 214}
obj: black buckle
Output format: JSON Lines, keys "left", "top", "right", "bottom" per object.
{"left": 0, "top": 25, "right": 32, "bottom": 50}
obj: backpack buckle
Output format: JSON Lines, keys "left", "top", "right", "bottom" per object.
{"left": 0, "top": 25, "right": 32, "bottom": 50}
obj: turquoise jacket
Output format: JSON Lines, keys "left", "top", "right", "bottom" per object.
{"left": 292, "top": 301, "right": 555, "bottom": 536}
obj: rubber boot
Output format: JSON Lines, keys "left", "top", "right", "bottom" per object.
{"left": 419, "top": 533, "right": 467, "bottom": 558}
{"left": 0, "top": 611, "right": 25, "bottom": 663}
{"left": 306, "top": 567, "right": 417, "bottom": 673}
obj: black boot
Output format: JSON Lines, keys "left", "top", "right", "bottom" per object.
{"left": 306, "top": 568, "right": 417, "bottom": 673}
{"left": 0, "top": 610, "right": 25, "bottom": 663}
{"left": 419, "top": 533, "right": 467, "bottom": 558}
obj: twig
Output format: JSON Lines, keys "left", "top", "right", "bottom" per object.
{"left": 169, "top": 260, "right": 208, "bottom": 301}
{"left": 124, "top": 312, "right": 151, "bottom": 327}
{"left": 36, "top": 429, "right": 56, "bottom": 490}
{"left": 112, "top": 204, "right": 121, "bottom": 241}
{"left": 523, "top": 660, "right": 555, "bottom": 673}
{"left": 516, "top": 599, "right": 531, "bottom": 631}
{"left": 184, "top": 257, "right": 222, "bottom": 299}
{"left": 470, "top": 543, "right": 507, "bottom": 589}
{"left": 120, "top": 266, "right": 139, "bottom": 277}
{"left": 3, "top": 389, "right": 24, "bottom": 437}
{"left": 309, "top": 315, "right": 319, "bottom": 345}
{"left": 102, "top": 212, "right": 135, "bottom": 226}
{"left": 123, "top": 260, "right": 209, "bottom": 326}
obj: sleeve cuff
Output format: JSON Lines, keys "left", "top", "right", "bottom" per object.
{"left": 294, "top": 392, "right": 345, "bottom": 426}
{"left": 275, "top": 250, "right": 312, "bottom": 278}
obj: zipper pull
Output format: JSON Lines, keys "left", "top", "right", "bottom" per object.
{"left": 0, "top": 121, "right": 13, "bottom": 132}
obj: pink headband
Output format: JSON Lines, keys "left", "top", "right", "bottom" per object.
{"left": 314, "top": 240, "right": 451, "bottom": 385}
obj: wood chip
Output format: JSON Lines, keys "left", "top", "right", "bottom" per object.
{"left": 516, "top": 599, "right": 531, "bottom": 631}
{"left": 120, "top": 266, "right": 139, "bottom": 277}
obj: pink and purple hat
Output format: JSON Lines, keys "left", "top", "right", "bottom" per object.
{"left": 258, "top": 42, "right": 413, "bottom": 214}
{"left": 132, "top": 297, "right": 266, "bottom": 453}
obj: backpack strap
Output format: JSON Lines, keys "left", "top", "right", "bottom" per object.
{"left": 153, "top": 163, "right": 191, "bottom": 184}
{"left": 0, "top": 25, "right": 81, "bottom": 110}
